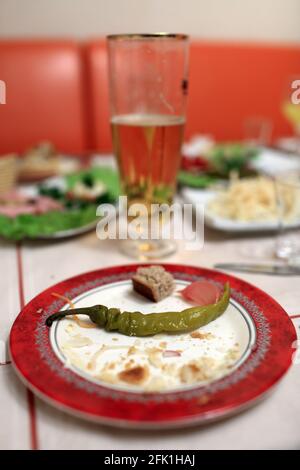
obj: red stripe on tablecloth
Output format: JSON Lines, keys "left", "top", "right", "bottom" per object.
{"left": 26, "top": 388, "right": 39, "bottom": 450}
{"left": 0, "top": 361, "right": 11, "bottom": 366}
{"left": 16, "top": 243, "right": 39, "bottom": 451}
{"left": 290, "top": 314, "right": 300, "bottom": 319}
{"left": 16, "top": 243, "right": 25, "bottom": 308}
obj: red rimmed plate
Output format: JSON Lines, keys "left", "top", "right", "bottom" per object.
{"left": 10, "top": 264, "right": 296, "bottom": 429}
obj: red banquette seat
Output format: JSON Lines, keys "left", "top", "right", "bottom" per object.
{"left": 0, "top": 40, "right": 87, "bottom": 154}
{"left": 0, "top": 39, "right": 299, "bottom": 154}
{"left": 84, "top": 40, "right": 300, "bottom": 152}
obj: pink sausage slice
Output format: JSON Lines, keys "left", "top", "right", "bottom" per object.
{"left": 180, "top": 280, "right": 221, "bottom": 306}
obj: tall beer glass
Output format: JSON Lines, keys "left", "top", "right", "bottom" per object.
{"left": 107, "top": 33, "right": 189, "bottom": 258}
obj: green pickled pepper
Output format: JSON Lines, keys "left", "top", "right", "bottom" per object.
{"left": 46, "top": 282, "right": 230, "bottom": 337}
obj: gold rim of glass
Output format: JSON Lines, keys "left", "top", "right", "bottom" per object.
{"left": 107, "top": 33, "right": 188, "bottom": 41}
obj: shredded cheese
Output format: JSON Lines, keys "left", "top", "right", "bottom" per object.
{"left": 51, "top": 292, "right": 96, "bottom": 329}
{"left": 208, "top": 176, "right": 300, "bottom": 223}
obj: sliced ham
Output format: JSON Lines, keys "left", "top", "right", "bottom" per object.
{"left": 0, "top": 192, "right": 62, "bottom": 218}
{"left": 34, "top": 196, "right": 62, "bottom": 214}
{"left": 180, "top": 280, "right": 221, "bottom": 306}
{"left": 0, "top": 205, "right": 37, "bottom": 217}
{"left": 0, "top": 190, "right": 28, "bottom": 205}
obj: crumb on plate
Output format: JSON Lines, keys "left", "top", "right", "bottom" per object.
{"left": 118, "top": 365, "right": 149, "bottom": 385}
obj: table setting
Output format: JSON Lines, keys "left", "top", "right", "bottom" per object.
{"left": 1, "top": 32, "right": 300, "bottom": 451}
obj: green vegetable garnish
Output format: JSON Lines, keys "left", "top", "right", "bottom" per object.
{"left": 81, "top": 174, "right": 95, "bottom": 188}
{"left": 208, "top": 143, "right": 259, "bottom": 176}
{"left": 46, "top": 283, "right": 230, "bottom": 336}
{"left": 66, "top": 167, "right": 120, "bottom": 200}
{"left": 39, "top": 186, "right": 64, "bottom": 200}
{"left": 178, "top": 171, "right": 216, "bottom": 188}
{"left": 0, "top": 166, "right": 120, "bottom": 240}
{"left": 0, "top": 206, "right": 98, "bottom": 240}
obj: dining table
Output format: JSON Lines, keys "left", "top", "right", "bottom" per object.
{"left": 1, "top": 158, "right": 300, "bottom": 450}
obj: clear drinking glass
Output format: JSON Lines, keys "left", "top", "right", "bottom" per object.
{"left": 107, "top": 33, "right": 189, "bottom": 259}
{"left": 275, "top": 171, "right": 300, "bottom": 265}
{"left": 281, "top": 76, "right": 300, "bottom": 154}
{"left": 243, "top": 116, "right": 272, "bottom": 147}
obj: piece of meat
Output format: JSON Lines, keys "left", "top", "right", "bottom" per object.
{"left": 0, "top": 192, "right": 62, "bottom": 218}
{"left": 180, "top": 280, "right": 221, "bottom": 306}
{"left": 0, "top": 190, "right": 28, "bottom": 205}
{"left": 34, "top": 196, "right": 62, "bottom": 214}
{"left": 0, "top": 205, "right": 37, "bottom": 217}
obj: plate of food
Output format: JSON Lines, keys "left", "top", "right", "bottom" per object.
{"left": 178, "top": 143, "right": 260, "bottom": 189}
{"left": 10, "top": 264, "right": 296, "bottom": 428}
{"left": 18, "top": 141, "right": 81, "bottom": 182}
{"left": 179, "top": 140, "right": 300, "bottom": 190}
{"left": 0, "top": 166, "right": 120, "bottom": 240}
{"left": 183, "top": 176, "right": 300, "bottom": 233}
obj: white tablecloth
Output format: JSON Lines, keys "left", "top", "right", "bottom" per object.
{"left": 1, "top": 222, "right": 300, "bottom": 449}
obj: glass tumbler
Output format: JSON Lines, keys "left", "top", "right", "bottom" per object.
{"left": 275, "top": 171, "right": 300, "bottom": 265}
{"left": 107, "top": 33, "right": 189, "bottom": 259}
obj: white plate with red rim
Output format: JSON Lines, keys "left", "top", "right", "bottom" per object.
{"left": 10, "top": 263, "right": 296, "bottom": 428}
